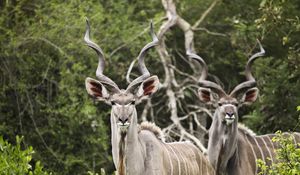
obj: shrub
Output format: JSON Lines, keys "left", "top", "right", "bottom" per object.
{"left": 257, "top": 131, "right": 300, "bottom": 175}
{"left": 0, "top": 136, "right": 50, "bottom": 175}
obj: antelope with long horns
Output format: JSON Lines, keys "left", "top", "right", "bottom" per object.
{"left": 84, "top": 19, "right": 214, "bottom": 175}
{"left": 187, "top": 42, "right": 300, "bottom": 175}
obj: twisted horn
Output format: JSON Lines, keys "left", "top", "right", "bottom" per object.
{"left": 84, "top": 18, "right": 120, "bottom": 91}
{"left": 230, "top": 39, "right": 265, "bottom": 97}
{"left": 126, "top": 21, "right": 159, "bottom": 91}
{"left": 186, "top": 49, "right": 226, "bottom": 97}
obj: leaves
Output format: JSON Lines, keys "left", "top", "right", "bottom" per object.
{"left": 0, "top": 136, "right": 50, "bottom": 175}
{"left": 0, "top": 0, "right": 162, "bottom": 174}
{"left": 0, "top": 0, "right": 299, "bottom": 174}
{"left": 257, "top": 131, "right": 300, "bottom": 175}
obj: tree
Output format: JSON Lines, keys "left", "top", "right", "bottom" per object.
{"left": 1, "top": 0, "right": 299, "bottom": 173}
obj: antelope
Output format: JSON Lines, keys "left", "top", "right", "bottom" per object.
{"left": 84, "top": 19, "right": 214, "bottom": 175}
{"left": 187, "top": 42, "right": 300, "bottom": 175}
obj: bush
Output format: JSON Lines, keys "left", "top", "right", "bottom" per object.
{"left": 257, "top": 131, "right": 300, "bottom": 175}
{"left": 0, "top": 136, "right": 50, "bottom": 175}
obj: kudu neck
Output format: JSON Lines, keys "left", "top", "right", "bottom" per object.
{"left": 208, "top": 108, "right": 239, "bottom": 174}
{"left": 111, "top": 109, "right": 144, "bottom": 174}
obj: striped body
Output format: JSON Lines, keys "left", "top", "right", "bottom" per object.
{"left": 118, "top": 127, "right": 215, "bottom": 175}
{"left": 210, "top": 126, "right": 300, "bottom": 175}
{"left": 190, "top": 39, "right": 293, "bottom": 175}
{"left": 237, "top": 129, "right": 300, "bottom": 175}
{"left": 207, "top": 106, "right": 300, "bottom": 175}
{"left": 160, "top": 141, "right": 214, "bottom": 175}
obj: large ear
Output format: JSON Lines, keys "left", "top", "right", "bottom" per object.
{"left": 136, "top": 76, "right": 160, "bottom": 99}
{"left": 240, "top": 87, "right": 259, "bottom": 105}
{"left": 198, "top": 87, "right": 213, "bottom": 103}
{"left": 85, "top": 77, "right": 110, "bottom": 101}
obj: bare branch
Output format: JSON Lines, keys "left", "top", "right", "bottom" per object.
{"left": 169, "top": 64, "right": 198, "bottom": 82}
{"left": 110, "top": 18, "right": 166, "bottom": 57}
{"left": 25, "top": 91, "right": 61, "bottom": 162}
{"left": 154, "top": 0, "right": 221, "bottom": 152}
{"left": 141, "top": 99, "right": 152, "bottom": 122}
{"left": 193, "top": 27, "right": 227, "bottom": 37}
{"left": 192, "top": 0, "right": 220, "bottom": 29}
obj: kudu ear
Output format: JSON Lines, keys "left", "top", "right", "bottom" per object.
{"left": 85, "top": 77, "right": 110, "bottom": 101}
{"left": 136, "top": 76, "right": 160, "bottom": 100}
{"left": 240, "top": 87, "right": 259, "bottom": 105}
{"left": 198, "top": 87, "right": 214, "bottom": 103}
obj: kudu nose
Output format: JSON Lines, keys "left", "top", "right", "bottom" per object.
{"left": 118, "top": 117, "right": 128, "bottom": 124}
{"left": 224, "top": 111, "right": 235, "bottom": 125}
{"left": 226, "top": 112, "right": 234, "bottom": 117}
{"left": 224, "top": 107, "right": 235, "bottom": 118}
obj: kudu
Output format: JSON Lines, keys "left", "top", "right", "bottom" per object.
{"left": 84, "top": 19, "right": 214, "bottom": 175}
{"left": 187, "top": 42, "right": 300, "bottom": 175}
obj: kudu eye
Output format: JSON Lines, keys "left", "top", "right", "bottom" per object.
{"left": 111, "top": 101, "right": 116, "bottom": 105}
{"left": 130, "top": 101, "right": 135, "bottom": 105}
{"left": 218, "top": 102, "right": 222, "bottom": 106}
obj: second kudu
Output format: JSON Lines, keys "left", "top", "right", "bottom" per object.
{"left": 187, "top": 42, "right": 300, "bottom": 175}
{"left": 84, "top": 19, "right": 214, "bottom": 175}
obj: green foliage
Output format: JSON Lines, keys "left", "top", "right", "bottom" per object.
{"left": 0, "top": 136, "right": 50, "bottom": 175}
{"left": 257, "top": 131, "right": 300, "bottom": 175}
{"left": 237, "top": 0, "right": 300, "bottom": 133}
{"left": 0, "top": 0, "right": 299, "bottom": 173}
{"left": 87, "top": 168, "right": 113, "bottom": 175}
{"left": 0, "top": 0, "right": 162, "bottom": 174}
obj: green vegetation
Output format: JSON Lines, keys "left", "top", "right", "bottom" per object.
{"left": 243, "top": 0, "right": 300, "bottom": 134}
{"left": 0, "top": 0, "right": 299, "bottom": 174}
{"left": 257, "top": 131, "right": 300, "bottom": 175}
{"left": 0, "top": 136, "right": 50, "bottom": 175}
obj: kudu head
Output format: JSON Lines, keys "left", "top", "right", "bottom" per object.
{"left": 84, "top": 19, "right": 159, "bottom": 133}
{"left": 187, "top": 41, "right": 265, "bottom": 128}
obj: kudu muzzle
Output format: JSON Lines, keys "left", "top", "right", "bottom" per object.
{"left": 115, "top": 106, "right": 131, "bottom": 132}
{"left": 222, "top": 105, "right": 236, "bottom": 125}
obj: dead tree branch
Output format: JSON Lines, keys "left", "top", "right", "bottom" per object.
{"left": 152, "top": 0, "right": 220, "bottom": 152}
{"left": 126, "top": 0, "right": 220, "bottom": 152}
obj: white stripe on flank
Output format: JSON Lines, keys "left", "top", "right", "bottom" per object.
{"left": 266, "top": 135, "right": 275, "bottom": 151}
{"left": 245, "top": 134, "right": 257, "bottom": 174}
{"left": 161, "top": 143, "right": 173, "bottom": 175}
{"left": 260, "top": 136, "right": 274, "bottom": 164}
{"left": 182, "top": 144, "right": 195, "bottom": 174}
{"left": 168, "top": 144, "right": 181, "bottom": 175}
{"left": 253, "top": 136, "right": 266, "bottom": 175}
{"left": 199, "top": 149, "right": 202, "bottom": 175}
{"left": 294, "top": 133, "right": 300, "bottom": 146}
{"left": 175, "top": 144, "right": 188, "bottom": 175}
{"left": 204, "top": 159, "right": 207, "bottom": 175}
{"left": 188, "top": 144, "right": 203, "bottom": 175}
{"left": 292, "top": 133, "right": 297, "bottom": 146}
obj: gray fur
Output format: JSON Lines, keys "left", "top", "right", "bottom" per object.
{"left": 207, "top": 98, "right": 300, "bottom": 175}
{"left": 110, "top": 97, "right": 215, "bottom": 175}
